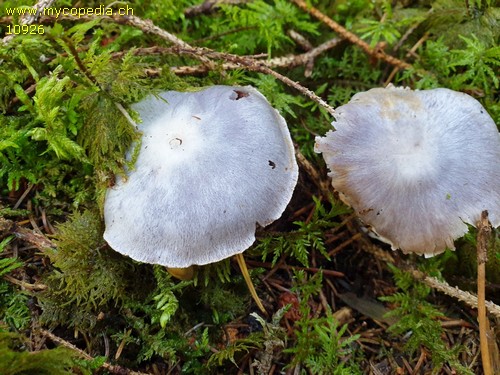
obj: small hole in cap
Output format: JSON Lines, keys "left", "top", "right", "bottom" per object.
{"left": 169, "top": 137, "right": 182, "bottom": 149}
{"left": 230, "top": 90, "right": 250, "bottom": 100}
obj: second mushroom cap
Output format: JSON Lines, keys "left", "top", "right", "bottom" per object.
{"left": 315, "top": 85, "right": 500, "bottom": 256}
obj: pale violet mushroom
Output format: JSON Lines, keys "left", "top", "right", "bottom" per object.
{"left": 104, "top": 85, "right": 298, "bottom": 268}
{"left": 315, "top": 85, "right": 500, "bottom": 256}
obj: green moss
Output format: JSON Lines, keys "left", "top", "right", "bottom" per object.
{"left": 39, "top": 209, "right": 152, "bottom": 330}
{"left": 0, "top": 0, "right": 498, "bottom": 371}
{"left": 0, "top": 332, "right": 85, "bottom": 375}
{"left": 0, "top": 238, "right": 30, "bottom": 331}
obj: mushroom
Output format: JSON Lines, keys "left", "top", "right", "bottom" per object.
{"left": 104, "top": 85, "right": 298, "bottom": 304}
{"left": 315, "top": 85, "right": 500, "bottom": 256}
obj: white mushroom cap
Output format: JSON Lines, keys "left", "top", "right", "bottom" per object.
{"left": 104, "top": 85, "right": 298, "bottom": 267}
{"left": 315, "top": 85, "right": 500, "bottom": 256}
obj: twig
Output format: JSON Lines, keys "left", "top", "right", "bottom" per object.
{"left": 359, "top": 237, "right": 395, "bottom": 263}
{"left": 245, "top": 259, "right": 344, "bottom": 278}
{"left": 288, "top": 30, "right": 313, "bottom": 51}
{"left": 290, "top": 0, "right": 412, "bottom": 71}
{"left": 64, "top": 38, "right": 99, "bottom": 85}
{"left": 39, "top": 329, "right": 151, "bottom": 375}
{"left": 118, "top": 14, "right": 215, "bottom": 69}
{"left": 0, "top": 217, "right": 55, "bottom": 251}
{"left": 3, "top": 274, "right": 47, "bottom": 291}
{"left": 476, "top": 210, "right": 493, "bottom": 375}
{"left": 111, "top": 46, "right": 174, "bottom": 59}
{"left": 13, "top": 184, "right": 35, "bottom": 210}
{"left": 172, "top": 37, "right": 341, "bottom": 76}
{"left": 114, "top": 328, "right": 131, "bottom": 360}
{"left": 109, "top": 36, "right": 340, "bottom": 78}
{"left": 119, "top": 15, "right": 191, "bottom": 48}
{"left": 115, "top": 102, "right": 138, "bottom": 128}
{"left": 410, "top": 269, "right": 500, "bottom": 319}
{"left": 392, "top": 9, "right": 432, "bottom": 54}
{"left": 327, "top": 232, "right": 362, "bottom": 256}
{"left": 173, "top": 46, "right": 336, "bottom": 115}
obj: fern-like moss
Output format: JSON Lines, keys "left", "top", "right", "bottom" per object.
{"left": 381, "top": 264, "right": 474, "bottom": 375}
{"left": 285, "top": 271, "right": 363, "bottom": 374}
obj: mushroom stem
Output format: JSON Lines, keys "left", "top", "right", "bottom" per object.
{"left": 235, "top": 253, "right": 267, "bottom": 314}
{"left": 477, "top": 210, "right": 493, "bottom": 375}
{"left": 166, "top": 266, "right": 195, "bottom": 281}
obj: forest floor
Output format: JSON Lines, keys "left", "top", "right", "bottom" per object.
{"left": 1, "top": 0, "right": 499, "bottom": 374}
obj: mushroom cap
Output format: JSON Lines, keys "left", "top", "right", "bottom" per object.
{"left": 104, "top": 85, "right": 298, "bottom": 267}
{"left": 315, "top": 86, "right": 500, "bottom": 256}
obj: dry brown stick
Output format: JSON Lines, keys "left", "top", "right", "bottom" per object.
{"left": 111, "top": 46, "right": 174, "bottom": 59}
{"left": 3, "top": 274, "right": 47, "bottom": 291}
{"left": 0, "top": 218, "right": 55, "bottom": 251}
{"left": 171, "top": 36, "right": 340, "bottom": 77}
{"left": 174, "top": 46, "right": 336, "bottom": 115}
{"left": 39, "top": 329, "right": 151, "bottom": 375}
{"left": 327, "top": 232, "right": 362, "bottom": 256}
{"left": 116, "top": 14, "right": 217, "bottom": 69}
{"left": 65, "top": 14, "right": 336, "bottom": 114}
{"left": 14, "top": 226, "right": 55, "bottom": 250}
{"left": 290, "top": 0, "right": 412, "bottom": 71}
{"left": 111, "top": 36, "right": 340, "bottom": 73}
{"left": 288, "top": 29, "right": 313, "bottom": 51}
{"left": 477, "top": 210, "right": 493, "bottom": 375}
{"left": 245, "top": 259, "right": 344, "bottom": 278}
{"left": 114, "top": 14, "right": 191, "bottom": 48}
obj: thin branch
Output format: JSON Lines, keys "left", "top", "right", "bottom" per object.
{"left": 64, "top": 38, "right": 99, "bottom": 85}
{"left": 385, "top": 32, "right": 430, "bottom": 85}
{"left": 39, "top": 329, "right": 151, "bottom": 375}
{"left": 295, "top": 147, "right": 332, "bottom": 198}
{"left": 115, "top": 13, "right": 335, "bottom": 114}
{"left": 3, "top": 274, "right": 47, "bottom": 291}
{"left": 115, "top": 102, "right": 138, "bottom": 128}
{"left": 0, "top": 217, "right": 55, "bottom": 251}
{"left": 245, "top": 259, "right": 345, "bottom": 278}
{"left": 173, "top": 46, "right": 336, "bottom": 115}
{"left": 119, "top": 15, "right": 191, "bottom": 48}
{"left": 410, "top": 269, "right": 500, "bottom": 320}
{"left": 290, "top": 0, "right": 412, "bottom": 71}
{"left": 172, "top": 37, "right": 341, "bottom": 75}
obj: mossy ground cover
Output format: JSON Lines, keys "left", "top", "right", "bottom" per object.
{"left": 0, "top": 0, "right": 499, "bottom": 374}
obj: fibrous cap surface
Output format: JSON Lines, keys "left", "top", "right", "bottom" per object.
{"left": 104, "top": 85, "right": 298, "bottom": 267}
{"left": 315, "top": 85, "right": 500, "bottom": 256}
